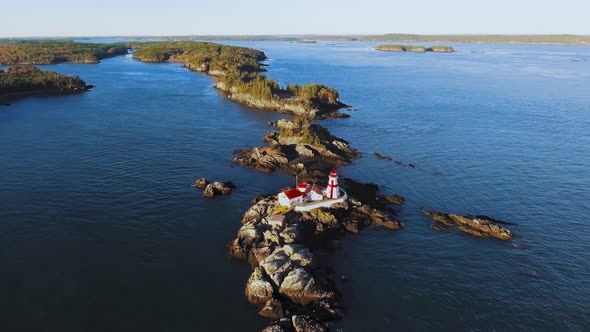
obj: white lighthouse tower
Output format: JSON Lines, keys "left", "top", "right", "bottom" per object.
{"left": 324, "top": 168, "right": 341, "bottom": 199}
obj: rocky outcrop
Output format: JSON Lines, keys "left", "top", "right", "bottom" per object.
{"left": 192, "top": 178, "right": 235, "bottom": 197}
{"left": 230, "top": 190, "right": 404, "bottom": 331}
{"left": 233, "top": 119, "right": 359, "bottom": 183}
{"left": 373, "top": 152, "right": 416, "bottom": 169}
{"left": 215, "top": 82, "right": 349, "bottom": 120}
{"left": 423, "top": 210, "right": 514, "bottom": 240}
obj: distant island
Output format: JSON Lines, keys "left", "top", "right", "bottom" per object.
{"left": 131, "top": 41, "right": 348, "bottom": 119}
{"left": 364, "top": 34, "right": 590, "bottom": 45}
{"left": 0, "top": 41, "right": 128, "bottom": 65}
{"left": 376, "top": 44, "right": 455, "bottom": 52}
{"left": 0, "top": 66, "right": 93, "bottom": 104}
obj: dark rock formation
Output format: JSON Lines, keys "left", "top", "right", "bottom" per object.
{"left": 423, "top": 210, "right": 514, "bottom": 240}
{"left": 192, "top": 178, "right": 235, "bottom": 197}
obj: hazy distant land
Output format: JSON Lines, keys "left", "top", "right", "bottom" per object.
{"left": 3, "top": 34, "right": 589, "bottom": 46}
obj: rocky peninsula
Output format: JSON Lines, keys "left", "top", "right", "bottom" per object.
{"left": 131, "top": 42, "right": 349, "bottom": 120}
{"left": 230, "top": 186, "right": 404, "bottom": 331}
{"left": 0, "top": 66, "right": 93, "bottom": 104}
{"left": 376, "top": 44, "right": 455, "bottom": 53}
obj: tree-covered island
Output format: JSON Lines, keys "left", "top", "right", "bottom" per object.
{"left": 131, "top": 42, "right": 348, "bottom": 119}
{"left": 0, "top": 66, "right": 93, "bottom": 104}
{"left": 376, "top": 44, "right": 455, "bottom": 52}
{"left": 0, "top": 41, "right": 129, "bottom": 64}
{"left": 0, "top": 40, "right": 347, "bottom": 118}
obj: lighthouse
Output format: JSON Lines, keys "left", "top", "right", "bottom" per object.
{"left": 324, "top": 168, "right": 340, "bottom": 199}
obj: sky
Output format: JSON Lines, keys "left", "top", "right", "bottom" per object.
{"left": 1, "top": 0, "right": 589, "bottom": 37}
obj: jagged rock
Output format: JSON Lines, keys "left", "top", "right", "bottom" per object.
{"left": 292, "top": 315, "right": 328, "bottom": 332}
{"left": 244, "top": 198, "right": 277, "bottom": 224}
{"left": 202, "top": 181, "right": 234, "bottom": 197}
{"left": 290, "top": 247, "right": 313, "bottom": 268}
{"left": 192, "top": 177, "right": 209, "bottom": 189}
{"left": 245, "top": 267, "right": 275, "bottom": 305}
{"left": 423, "top": 210, "right": 514, "bottom": 240}
{"left": 258, "top": 298, "right": 285, "bottom": 319}
{"left": 384, "top": 194, "right": 406, "bottom": 205}
{"left": 279, "top": 268, "right": 335, "bottom": 305}
{"left": 263, "top": 230, "right": 281, "bottom": 245}
{"left": 370, "top": 208, "right": 404, "bottom": 230}
{"left": 262, "top": 318, "right": 294, "bottom": 332}
{"left": 310, "top": 300, "right": 344, "bottom": 321}
{"left": 300, "top": 209, "right": 338, "bottom": 225}
{"left": 280, "top": 226, "right": 302, "bottom": 244}
{"left": 261, "top": 250, "right": 292, "bottom": 286}
{"left": 295, "top": 144, "right": 315, "bottom": 158}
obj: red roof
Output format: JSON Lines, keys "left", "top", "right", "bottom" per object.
{"left": 310, "top": 184, "right": 326, "bottom": 195}
{"left": 297, "top": 183, "right": 309, "bottom": 189}
{"left": 283, "top": 188, "right": 304, "bottom": 199}
{"left": 330, "top": 168, "right": 337, "bottom": 176}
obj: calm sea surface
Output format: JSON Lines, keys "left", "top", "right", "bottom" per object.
{"left": 1, "top": 41, "right": 589, "bottom": 331}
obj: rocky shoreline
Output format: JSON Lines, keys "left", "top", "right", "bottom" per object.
{"left": 229, "top": 191, "right": 404, "bottom": 331}
{"left": 214, "top": 82, "right": 350, "bottom": 120}
{"left": 232, "top": 119, "right": 358, "bottom": 183}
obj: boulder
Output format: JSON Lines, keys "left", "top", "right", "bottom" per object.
{"left": 279, "top": 268, "right": 335, "bottom": 305}
{"left": 258, "top": 298, "right": 285, "bottom": 319}
{"left": 280, "top": 226, "right": 302, "bottom": 244}
{"left": 192, "top": 177, "right": 209, "bottom": 189}
{"left": 295, "top": 144, "right": 315, "bottom": 158}
{"left": 262, "top": 318, "right": 294, "bottom": 332}
{"left": 245, "top": 267, "right": 275, "bottom": 305}
{"left": 202, "top": 181, "right": 234, "bottom": 197}
{"left": 292, "top": 315, "right": 328, "bottom": 332}
{"left": 384, "top": 194, "right": 406, "bottom": 205}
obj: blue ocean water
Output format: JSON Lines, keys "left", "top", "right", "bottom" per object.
{"left": 1, "top": 41, "right": 589, "bottom": 331}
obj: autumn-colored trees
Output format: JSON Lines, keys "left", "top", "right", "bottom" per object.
{"left": 0, "top": 41, "right": 129, "bottom": 65}
{"left": 0, "top": 66, "right": 87, "bottom": 94}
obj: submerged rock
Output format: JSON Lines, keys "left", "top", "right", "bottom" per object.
{"left": 423, "top": 210, "right": 514, "bottom": 240}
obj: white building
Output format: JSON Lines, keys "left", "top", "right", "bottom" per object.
{"left": 323, "top": 168, "right": 341, "bottom": 199}
{"left": 307, "top": 184, "right": 326, "bottom": 201}
{"left": 278, "top": 188, "right": 305, "bottom": 207}
{"left": 278, "top": 168, "right": 345, "bottom": 208}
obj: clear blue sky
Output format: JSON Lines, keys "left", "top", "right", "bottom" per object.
{"left": 2, "top": 0, "right": 589, "bottom": 37}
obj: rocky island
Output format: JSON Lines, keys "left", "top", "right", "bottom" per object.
{"left": 232, "top": 118, "right": 358, "bottom": 182}
{"left": 0, "top": 41, "right": 128, "bottom": 64}
{"left": 230, "top": 181, "right": 404, "bottom": 331}
{"left": 131, "top": 42, "right": 349, "bottom": 119}
{"left": 423, "top": 210, "right": 514, "bottom": 240}
{"left": 376, "top": 44, "right": 455, "bottom": 53}
{"left": 0, "top": 66, "right": 93, "bottom": 104}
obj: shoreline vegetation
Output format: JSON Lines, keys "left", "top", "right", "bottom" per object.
{"left": 375, "top": 44, "right": 455, "bottom": 52}
{"left": 0, "top": 41, "right": 128, "bottom": 64}
{"left": 130, "top": 41, "right": 349, "bottom": 119}
{"left": 0, "top": 66, "right": 93, "bottom": 104}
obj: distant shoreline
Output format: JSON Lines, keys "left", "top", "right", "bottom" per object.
{"left": 3, "top": 34, "right": 590, "bottom": 46}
